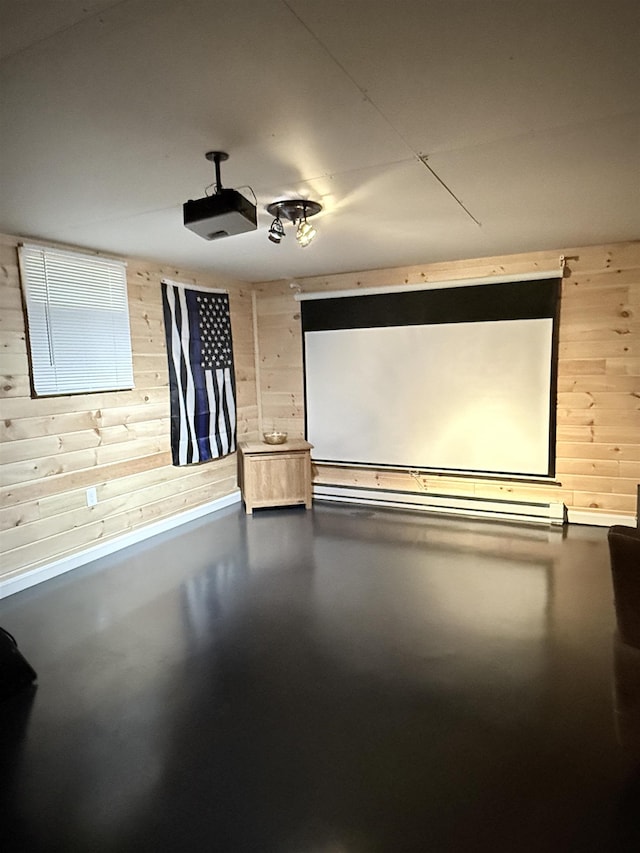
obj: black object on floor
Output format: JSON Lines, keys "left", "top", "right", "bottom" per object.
{"left": 0, "top": 627, "right": 37, "bottom": 701}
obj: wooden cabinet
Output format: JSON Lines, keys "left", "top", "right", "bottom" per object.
{"left": 238, "top": 439, "right": 313, "bottom": 514}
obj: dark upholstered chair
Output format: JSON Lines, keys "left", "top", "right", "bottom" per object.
{"left": 609, "top": 525, "right": 640, "bottom": 649}
{"left": 609, "top": 525, "right": 640, "bottom": 757}
{"left": 614, "top": 635, "right": 640, "bottom": 756}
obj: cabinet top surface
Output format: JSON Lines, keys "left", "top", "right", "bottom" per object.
{"left": 239, "top": 439, "right": 313, "bottom": 454}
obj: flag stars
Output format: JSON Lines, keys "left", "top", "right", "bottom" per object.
{"left": 196, "top": 293, "right": 233, "bottom": 370}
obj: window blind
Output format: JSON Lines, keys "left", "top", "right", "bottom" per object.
{"left": 18, "top": 244, "right": 134, "bottom": 396}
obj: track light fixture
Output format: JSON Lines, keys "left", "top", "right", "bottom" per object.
{"left": 265, "top": 199, "right": 322, "bottom": 248}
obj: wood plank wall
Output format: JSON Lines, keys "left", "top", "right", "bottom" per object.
{"left": 2, "top": 237, "right": 637, "bottom": 587}
{"left": 252, "top": 241, "right": 640, "bottom": 522}
{"left": 0, "top": 234, "right": 258, "bottom": 584}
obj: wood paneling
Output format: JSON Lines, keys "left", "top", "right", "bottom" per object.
{"left": 253, "top": 242, "right": 640, "bottom": 522}
{"left": 2, "top": 236, "right": 638, "bottom": 586}
{"left": 251, "top": 281, "right": 304, "bottom": 442}
{"left": 0, "top": 235, "right": 257, "bottom": 583}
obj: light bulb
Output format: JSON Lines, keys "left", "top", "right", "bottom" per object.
{"left": 296, "top": 220, "right": 316, "bottom": 247}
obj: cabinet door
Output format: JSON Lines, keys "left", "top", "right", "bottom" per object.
{"left": 249, "top": 452, "right": 310, "bottom": 507}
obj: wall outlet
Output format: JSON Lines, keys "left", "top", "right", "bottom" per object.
{"left": 86, "top": 487, "right": 98, "bottom": 507}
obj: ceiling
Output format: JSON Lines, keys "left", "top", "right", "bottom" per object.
{"left": 0, "top": 0, "right": 638, "bottom": 282}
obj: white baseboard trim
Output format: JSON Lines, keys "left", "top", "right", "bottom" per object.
{"left": 0, "top": 491, "right": 242, "bottom": 600}
{"left": 313, "top": 484, "right": 566, "bottom": 525}
{"left": 566, "top": 508, "right": 637, "bottom": 528}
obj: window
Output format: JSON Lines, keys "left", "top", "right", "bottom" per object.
{"left": 19, "top": 244, "right": 134, "bottom": 396}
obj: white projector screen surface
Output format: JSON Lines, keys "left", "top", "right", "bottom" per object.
{"left": 305, "top": 318, "right": 554, "bottom": 476}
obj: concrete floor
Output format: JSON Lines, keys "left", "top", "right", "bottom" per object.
{"left": 1, "top": 503, "right": 639, "bottom": 852}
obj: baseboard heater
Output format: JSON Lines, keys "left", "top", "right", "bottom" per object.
{"left": 313, "top": 484, "right": 566, "bottom": 526}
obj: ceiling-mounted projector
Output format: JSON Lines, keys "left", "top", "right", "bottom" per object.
{"left": 183, "top": 151, "right": 257, "bottom": 240}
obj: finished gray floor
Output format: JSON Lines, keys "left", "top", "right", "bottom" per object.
{"left": 1, "top": 503, "right": 639, "bottom": 852}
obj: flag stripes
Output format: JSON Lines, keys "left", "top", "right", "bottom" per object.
{"left": 161, "top": 280, "right": 236, "bottom": 466}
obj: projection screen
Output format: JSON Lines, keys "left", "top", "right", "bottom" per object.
{"left": 302, "top": 279, "right": 560, "bottom": 478}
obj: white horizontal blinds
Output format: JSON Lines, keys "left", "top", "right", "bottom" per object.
{"left": 19, "top": 244, "right": 133, "bottom": 396}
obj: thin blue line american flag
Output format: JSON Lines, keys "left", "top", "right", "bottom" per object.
{"left": 161, "top": 280, "right": 237, "bottom": 466}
